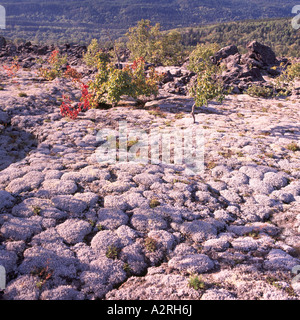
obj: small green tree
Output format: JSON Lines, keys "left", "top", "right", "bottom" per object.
{"left": 187, "top": 43, "right": 220, "bottom": 74}
{"left": 286, "top": 61, "right": 300, "bottom": 81}
{"left": 158, "top": 30, "right": 184, "bottom": 66}
{"left": 126, "top": 19, "right": 183, "bottom": 66}
{"left": 83, "top": 39, "right": 103, "bottom": 68}
{"left": 89, "top": 55, "right": 160, "bottom": 107}
{"left": 38, "top": 49, "right": 67, "bottom": 80}
{"left": 188, "top": 43, "right": 226, "bottom": 123}
{"left": 275, "top": 60, "right": 300, "bottom": 94}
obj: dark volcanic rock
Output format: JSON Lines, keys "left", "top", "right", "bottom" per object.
{"left": 214, "top": 41, "right": 280, "bottom": 91}
{"left": 222, "top": 62, "right": 265, "bottom": 87}
{"left": 36, "top": 46, "right": 49, "bottom": 55}
{"left": 246, "top": 40, "right": 277, "bottom": 66}
{"left": 0, "top": 36, "right": 6, "bottom": 49}
{"left": 212, "top": 45, "right": 239, "bottom": 65}
{"left": 239, "top": 66, "right": 265, "bottom": 82}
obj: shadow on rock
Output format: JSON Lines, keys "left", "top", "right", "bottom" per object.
{"left": 0, "top": 125, "right": 37, "bottom": 171}
{"left": 269, "top": 125, "right": 300, "bottom": 140}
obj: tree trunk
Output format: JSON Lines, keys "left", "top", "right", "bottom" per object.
{"left": 191, "top": 103, "right": 196, "bottom": 123}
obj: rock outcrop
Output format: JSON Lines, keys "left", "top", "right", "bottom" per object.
{"left": 209, "top": 41, "right": 293, "bottom": 94}
{"left": 0, "top": 38, "right": 299, "bottom": 300}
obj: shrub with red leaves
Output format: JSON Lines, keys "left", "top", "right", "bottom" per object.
{"left": 60, "top": 83, "right": 92, "bottom": 120}
{"left": 3, "top": 57, "right": 20, "bottom": 78}
{"left": 64, "top": 65, "right": 82, "bottom": 82}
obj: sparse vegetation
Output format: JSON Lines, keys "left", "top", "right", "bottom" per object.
{"left": 266, "top": 276, "right": 297, "bottom": 297}
{"left": 188, "top": 275, "right": 206, "bottom": 290}
{"left": 18, "top": 92, "right": 28, "bottom": 98}
{"left": 31, "top": 263, "right": 53, "bottom": 289}
{"left": 149, "top": 198, "right": 161, "bottom": 208}
{"left": 174, "top": 113, "right": 184, "bottom": 120}
{"left": 246, "top": 85, "right": 274, "bottom": 98}
{"left": 245, "top": 231, "right": 260, "bottom": 239}
{"left": 1, "top": 3, "right": 300, "bottom": 302}
{"left": 206, "top": 161, "right": 217, "bottom": 170}
{"left": 218, "top": 149, "right": 234, "bottom": 159}
{"left": 122, "top": 263, "right": 132, "bottom": 275}
{"left": 188, "top": 43, "right": 226, "bottom": 123}
{"left": 83, "top": 39, "right": 103, "bottom": 68}
{"left": 277, "top": 61, "right": 300, "bottom": 85}
{"left": 32, "top": 206, "right": 41, "bottom": 216}
{"left": 148, "top": 109, "right": 167, "bottom": 118}
{"left": 127, "top": 139, "right": 139, "bottom": 150}
{"left": 88, "top": 219, "right": 96, "bottom": 228}
{"left": 265, "top": 152, "right": 275, "bottom": 159}
{"left": 145, "top": 237, "right": 157, "bottom": 252}
{"left": 106, "top": 245, "right": 119, "bottom": 260}
{"left": 273, "top": 60, "right": 300, "bottom": 95}
{"left": 38, "top": 50, "right": 67, "bottom": 81}
{"left": 126, "top": 19, "right": 184, "bottom": 66}
{"left": 3, "top": 57, "right": 20, "bottom": 78}
{"left": 286, "top": 142, "right": 300, "bottom": 152}
{"left": 88, "top": 55, "right": 161, "bottom": 108}
{"left": 96, "top": 223, "right": 104, "bottom": 231}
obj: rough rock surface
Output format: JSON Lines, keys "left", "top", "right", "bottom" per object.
{"left": 212, "top": 41, "right": 295, "bottom": 95}
{"left": 0, "top": 44, "right": 299, "bottom": 301}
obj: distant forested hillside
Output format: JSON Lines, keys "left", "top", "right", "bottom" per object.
{"left": 0, "top": 0, "right": 298, "bottom": 44}
{"left": 179, "top": 18, "right": 300, "bottom": 58}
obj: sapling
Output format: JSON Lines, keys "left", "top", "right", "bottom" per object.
{"left": 188, "top": 44, "right": 226, "bottom": 123}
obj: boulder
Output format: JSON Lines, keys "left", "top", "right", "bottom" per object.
{"left": 246, "top": 41, "right": 277, "bottom": 66}
{"left": 36, "top": 46, "right": 49, "bottom": 55}
{"left": 211, "top": 45, "right": 239, "bottom": 65}
{"left": 212, "top": 41, "right": 281, "bottom": 92}
{"left": 222, "top": 64, "right": 264, "bottom": 85}
{"left": 223, "top": 52, "right": 241, "bottom": 66}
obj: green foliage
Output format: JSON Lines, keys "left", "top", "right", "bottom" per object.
{"left": 188, "top": 44, "right": 225, "bottom": 123}
{"left": 286, "top": 142, "right": 300, "bottom": 152}
{"left": 83, "top": 39, "right": 103, "bottom": 68}
{"left": 89, "top": 55, "right": 160, "bottom": 107}
{"left": 190, "top": 69, "right": 225, "bottom": 108}
{"left": 106, "top": 245, "right": 119, "bottom": 260}
{"left": 126, "top": 19, "right": 160, "bottom": 63}
{"left": 32, "top": 206, "right": 41, "bottom": 216}
{"left": 122, "top": 263, "right": 132, "bottom": 275}
{"left": 3, "top": 1, "right": 298, "bottom": 49}
{"left": 96, "top": 223, "right": 104, "bottom": 231}
{"left": 258, "top": 60, "right": 300, "bottom": 97}
{"left": 180, "top": 18, "right": 300, "bottom": 58}
{"left": 145, "top": 237, "right": 157, "bottom": 252}
{"left": 188, "top": 275, "right": 206, "bottom": 290}
{"left": 187, "top": 43, "right": 220, "bottom": 73}
{"left": 246, "top": 84, "right": 275, "bottom": 98}
{"left": 159, "top": 31, "right": 185, "bottom": 66}
{"left": 126, "top": 19, "right": 183, "bottom": 66}
{"left": 127, "top": 139, "right": 139, "bottom": 150}
{"left": 286, "top": 62, "right": 300, "bottom": 81}
{"left": 275, "top": 61, "right": 300, "bottom": 90}
{"left": 18, "top": 92, "right": 28, "bottom": 98}
{"left": 38, "top": 50, "right": 67, "bottom": 80}
{"left": 149, "top": 198, "right": 161, "bottom": 208}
